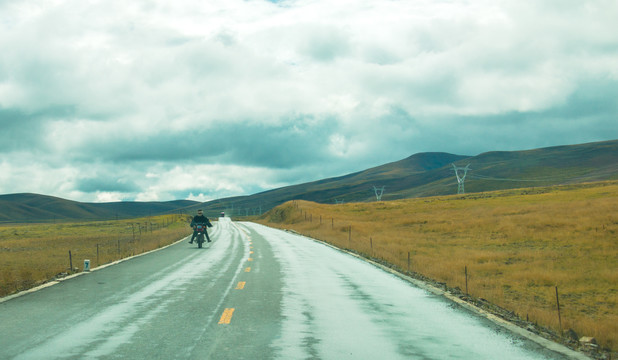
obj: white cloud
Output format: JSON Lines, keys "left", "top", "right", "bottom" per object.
{"left": 95, "top": 192, "right": 126, "bottom": 203}
{"left": 0, "top": 0, "right": 617, "bottom": 202}
{"left": 186, "top": 193, "right": 211, "bottom": 202}
{"left": 455, "top": 66, "right": 574, "bottom": 114}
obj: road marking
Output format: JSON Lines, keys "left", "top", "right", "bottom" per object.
{"left": 219, "top": 308, "right": 235, "bottom": 324}
{"left": 236, "top": 281, "right": 246, "bottom": 289}
{"left": 248, "top": 258, "right": 253, "bottom": 261}
{"left": 245, "top": 267, "right": 251, "bottom": 272}
{"left": 250, "top": 251, "right": 254, "bottom": 254}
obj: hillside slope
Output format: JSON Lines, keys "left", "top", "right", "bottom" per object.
{"left": 256, "top": 181, "right": 618, "bottom": 353}
{"left": 207, "top": 140, "right": 618, "bottom": 214}
{"left": 1, "top": 139, "right": 616, "bottom": 221}
{"left": 0, "top": 193, "right": 197, "bottom": 222}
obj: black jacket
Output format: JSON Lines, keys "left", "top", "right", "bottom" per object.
{"left": 191, "top": 215, "right": 212, "bottom": 228}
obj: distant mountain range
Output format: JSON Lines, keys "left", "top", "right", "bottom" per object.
{"left": 1, "top": 139, "right": 616, "bottom": 222}
{"left": 216, "top": 139, "right": 617, "bottom": 215}
{"left": 0, "top": 194, "right": 198, "bottom": 223}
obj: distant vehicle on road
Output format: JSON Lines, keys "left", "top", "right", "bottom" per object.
{"left": 220, "top": 211, "right": 225, "bottom": 217}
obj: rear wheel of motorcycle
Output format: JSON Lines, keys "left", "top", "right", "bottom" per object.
{"left": 198, "top": 234, "right": 204, "bottom": 248}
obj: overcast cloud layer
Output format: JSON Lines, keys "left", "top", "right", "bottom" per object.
{"left": 1, "top": 0, "right": 617, "bottom": 203}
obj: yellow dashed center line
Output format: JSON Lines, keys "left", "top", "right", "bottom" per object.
{"left": 218, "top": 233, "right": 257, "bottom": 327}
{"left": 218, "top": 308, "right": 235, "bottom": 324}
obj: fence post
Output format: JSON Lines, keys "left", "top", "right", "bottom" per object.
{"left": 97, "top": 244, "right": 99, "bottom": 266}
{"left": 407, "top": 252, "right": 411, "bottom": 272}
{"left": 69, "top": 250, "right": 73, "bottom": 270}
{"left": 555, "top": 286, "right": 563, "bottom": 334}
{"left": 465, "top": 266, "right": 468, "bottom": 295}
{"left": 348, "top": 226, "right": 351, "bottom": 247}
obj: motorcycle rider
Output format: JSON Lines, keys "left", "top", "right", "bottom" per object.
{"left": 189, "top": 209, "right": 213, "bottom": 244}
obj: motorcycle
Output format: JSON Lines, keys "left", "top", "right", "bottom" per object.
{"left": 193, "top": 223, "right": 210, "bottom": 248}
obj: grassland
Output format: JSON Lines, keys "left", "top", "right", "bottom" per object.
{"left": 257, "top": 181, "right": 618, "bottom": 352}
{"left": 0, "top": 214, "right": 194, "bottom": 298}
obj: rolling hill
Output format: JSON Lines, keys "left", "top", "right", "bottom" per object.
{"left": 0, "top": 193, "right": 198, "bottom": 223}
{"left": 1, "top": 139, "right": 616, "bottom": 221}
{"left": 206, "top": 139, "right": 618, "bottom": 216}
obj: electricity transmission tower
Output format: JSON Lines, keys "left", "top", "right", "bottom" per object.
{"left": 452, "top": 164, "right": 471, "bottom": 194}
{"left": 373, "top": 186, "right": 385, "bottom": 201}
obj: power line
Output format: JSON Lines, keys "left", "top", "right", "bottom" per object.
{"left": 468, "top": 174, "right": 561, "bottom": 182}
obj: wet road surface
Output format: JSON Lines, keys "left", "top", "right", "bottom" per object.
{"left": 0, "top": 219, "right": 587, "bottom": 359}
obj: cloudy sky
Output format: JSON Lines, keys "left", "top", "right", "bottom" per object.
{"left": 1, "top": 0, "right": 617, "bottom": 203}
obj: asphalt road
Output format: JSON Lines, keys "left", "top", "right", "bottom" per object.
{"left": 0, "top": 218, "right": 587, "bottom": 359}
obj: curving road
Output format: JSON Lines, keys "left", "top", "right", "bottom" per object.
{"left": 0, "top": 218, "right": 586, "bottom": 359}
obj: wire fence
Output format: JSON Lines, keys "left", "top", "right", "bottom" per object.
{"left": 270, "top": 201, "right": 615, "bottom": 355}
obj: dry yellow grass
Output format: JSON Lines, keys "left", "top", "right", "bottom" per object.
{"left": 0, "top": 214, "right": 194, "bottom": 297}
{"left": 257, "top": 181, "right": 618, "bottom": 351}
